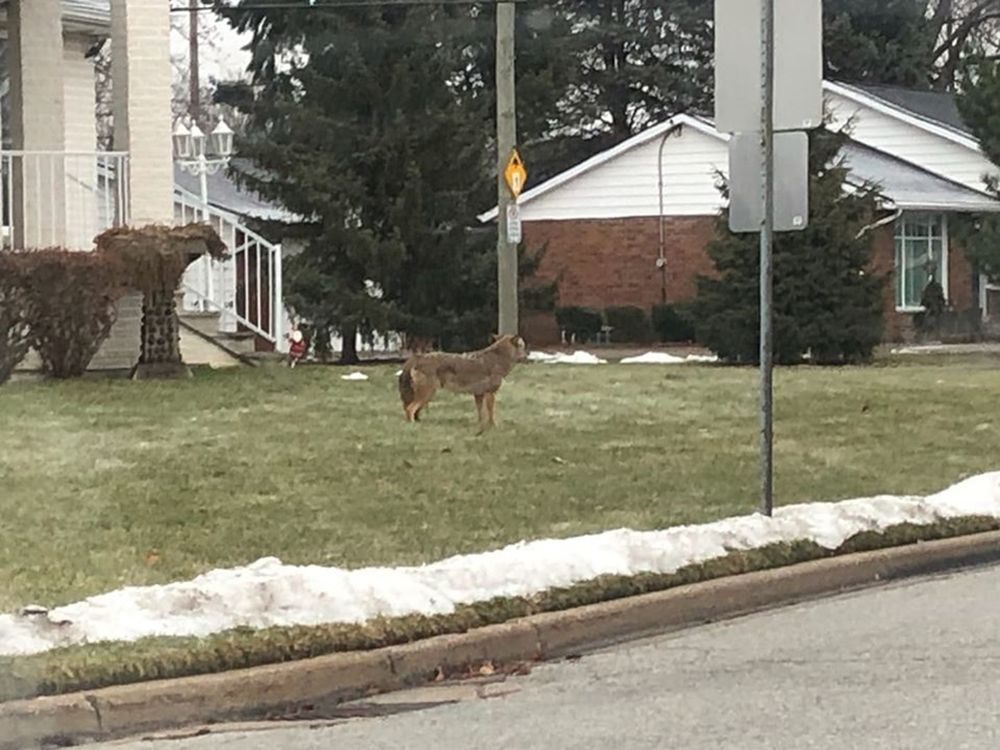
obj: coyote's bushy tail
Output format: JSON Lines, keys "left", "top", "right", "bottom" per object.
{"left": 398, "top": 367, "right": 415, "bottom": 406}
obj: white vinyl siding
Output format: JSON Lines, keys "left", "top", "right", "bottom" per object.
{"left": 519, "top": 125, "right": 728, "bottom": 222}
{"left": 825, "top": 90, "right": 997, "bottom": 193}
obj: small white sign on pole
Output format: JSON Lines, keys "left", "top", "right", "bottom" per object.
{"left": 506, "top": 203, "right": 522, "bottom": 245}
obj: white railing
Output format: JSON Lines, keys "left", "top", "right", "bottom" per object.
{"left": 174, "top": 190, "right": 285, "bottom": 350}
{"left": 0, "top": 151, "right": 129, "bottom": 249}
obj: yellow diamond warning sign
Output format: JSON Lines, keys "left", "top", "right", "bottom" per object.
{"left": 503, "top": 149, "right": 527, "bottom": 199}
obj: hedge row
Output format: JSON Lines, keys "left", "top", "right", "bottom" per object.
{"left": 0, "top": 250, "right": 126, "bottom": 383}
{"left": 555, "top": 303, "right": 696, "bottom": 344}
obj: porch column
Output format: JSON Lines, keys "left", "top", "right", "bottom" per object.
{"left": 110, "top": 0, "right": 174, "bottom": 225}
{"left": 7, "top": 0, "right": 67, "bottom": 248}
{"left": 62, "top": 36, "right": 102, "bottom": 249}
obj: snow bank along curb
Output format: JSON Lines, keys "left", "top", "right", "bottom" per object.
{"left": 3, "top": 529, "right": 1000, "bottom": 750}
{"left": 5, "top": 472, "right": 999, "bottom": 658}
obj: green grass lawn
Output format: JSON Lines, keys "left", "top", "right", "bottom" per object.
{"left": 1, "top": 355, "right": 998, "bottom": 613}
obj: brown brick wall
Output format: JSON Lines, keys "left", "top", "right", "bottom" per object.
{"left": 523, "top": 214, "right": 978, "bottom": 346}
{"left": 870, "top": 222, "right": 978, "bottom": 343}
{"left": 523, "top": 216, "right": 718, "bottom": 310}
{"left": 949, "top": 235, "right": 975, "bottom": 313}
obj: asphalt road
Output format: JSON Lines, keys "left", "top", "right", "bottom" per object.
{"left": 87, "top": 564, "right": 1000, "bottom": 750}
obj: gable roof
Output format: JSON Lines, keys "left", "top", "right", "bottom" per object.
{"left": 841, "top": 141, "right": 999, "bottom": 212}
{"left": 477, "top": 113, "right": 724, "bottom": 222}
{"left": 479, "top": 113, "right": 1000, "bottom": 222}
{"left": 844, "top": 82, "right": 971, "bottom": 136}
{"left": 823, "top": 80, "right": 980, "bottom": 151}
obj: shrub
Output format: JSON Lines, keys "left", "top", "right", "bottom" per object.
{"left": 18, "top": 249, "right": 126, "bottom": 378}
{"left": 693, "top": 126, "right": 884, "bottom": 365}
{"left": 0, "top": 255, "right": 32, "bottom": 384}
{"left": 604, "top": 305, "right": 652, "bottom": 343}
{"left": 555, "top": 306, "right": 603, "bottom": 343}
{"left": 652, "top": 303, "right": 697, "bottom": 343}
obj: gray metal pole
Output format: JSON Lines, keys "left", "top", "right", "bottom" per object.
{"left": 496, "top": 0, "right": 518, "bottom": 336}
{"left": 759, "top": 0, "right": 775, "bottom": 516}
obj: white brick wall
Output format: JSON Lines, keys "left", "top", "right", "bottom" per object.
{"left": 7, "top": 0, "right": 67, "bottom": 246}
{"left": 90, "top": 292, "right": 142, "bottom": 371}
{"left": 111, "top": 0, "right": 174, "bottom": 225}
{"left": 16, "top": 292, "right": 143, "bottom": 373}
{"left": 63, "top": 34, "right": 100, "bottom": 250}
{"left": 93, "top": 0, "right": 176, "bottom": 371}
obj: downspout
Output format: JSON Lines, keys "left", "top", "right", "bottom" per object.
{"left": 656, "top": 126, "right": 677, "bottom": 303}
{"left": 855, "top": 206, "right": 902, "bottom": 240}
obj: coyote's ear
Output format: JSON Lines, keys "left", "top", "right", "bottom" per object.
{"left": 490, "top": 333, "right": 501, "bottom": 342}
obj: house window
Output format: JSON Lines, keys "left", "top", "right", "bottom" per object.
{"left": 894, "top": 213, "right": 947, "bottom": 310}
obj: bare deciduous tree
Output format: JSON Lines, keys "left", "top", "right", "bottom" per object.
{"left": 94, "top": 8, "right": 246, "bottom": 149}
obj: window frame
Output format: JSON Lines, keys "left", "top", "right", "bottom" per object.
{"left": 893, "top": 212, "right": 949, "bottom": 313}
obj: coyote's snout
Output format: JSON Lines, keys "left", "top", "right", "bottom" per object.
{"left": 398, "top": 334, "right": 528, "bottom": 430}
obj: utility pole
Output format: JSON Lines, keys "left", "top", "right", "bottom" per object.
{"left": 758, "top": 0, "right": 775, "bottom": 516}
{"left": 189, "top": 0, "right": 201, "bottom": 123}
{"left": 495, "top": 0, "right": 518, "bottom": 336}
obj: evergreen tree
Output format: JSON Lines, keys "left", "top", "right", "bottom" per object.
{"left": 824, "top": 0, "right": 937, "bottom": 88}
{"left": 217, "top": 3, "right": 500, "bottom": 362}
{"left": 693, "top": 126, "right": 885, "bottom": 365}
{"left": 954, "top": 56, "right": 1000, "bottom": 284}
{"left": 463, "top": 0, "right": 715, "bottom": 186}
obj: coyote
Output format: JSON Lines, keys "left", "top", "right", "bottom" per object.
{"left": 398, "top": 334, "right": 528, "bottom": 429}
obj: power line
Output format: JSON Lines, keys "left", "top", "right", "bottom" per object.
{"left": 171, "top": 0, "right": 535, "bottom": 12}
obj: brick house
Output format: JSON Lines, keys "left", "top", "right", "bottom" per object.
{"left": 481, "top": 82, "right": 1000, "bottom": 345}
{"left": 1, "top": 0, "right": 289, "bottom": 373}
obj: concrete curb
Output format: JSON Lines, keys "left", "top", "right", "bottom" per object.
{"left": 3, "top": 530, "right": 999, "bottom": 749}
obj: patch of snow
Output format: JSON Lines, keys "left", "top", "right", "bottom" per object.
{"left": 620, "top": 352, "right": 687, "bottom": 364}
{"left": 2, "top": 472, "right": 998, "bottom": 657}
{"left": 890, "top": 344, "right": 948, "bottom": 355}
{"left": 530, "top": 350, "right": 607, "bottom": 365}
{"left": 620, "top": 352, "right": 720, "bottom": 364}
{"left": 341, "top": 372, "right": 369, "bottom": 381}
{"left": 527, "top": 351, "right": 559, "bottom": 362}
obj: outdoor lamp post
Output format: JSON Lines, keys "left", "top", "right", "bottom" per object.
{"left": 173, "top": 118, "right": 234, "bottom": 311}
{"left": 173, "top": 118, "right": 233, "bottom": 207}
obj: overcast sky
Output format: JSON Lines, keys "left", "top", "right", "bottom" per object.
{"left": 170, "top": 9, "right": 252, "bottom": 85}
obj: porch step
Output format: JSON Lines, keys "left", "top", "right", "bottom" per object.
{"left": 177, "top": 315, "right": 258, "bottom": 368}
{"left": 179, "top": 310, "right": 223, "bottom": 337}
{"left": 176, "top": 307, "right": 258, "bottom": 356}
{"left": 215, "top": 330, "right": 258, "bottom": 355}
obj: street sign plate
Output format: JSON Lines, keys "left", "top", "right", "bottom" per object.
{"left": 503, "top": 149, "right": 528, "bottom": 198}
{"left": 727, "top": 131, "right": 809, "bottom": 233}
{"left": 506, "top": 203, "right": 522, "bottom": 244}
{"left": 714, "top": 0, "right": 823, "bottom": 133}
